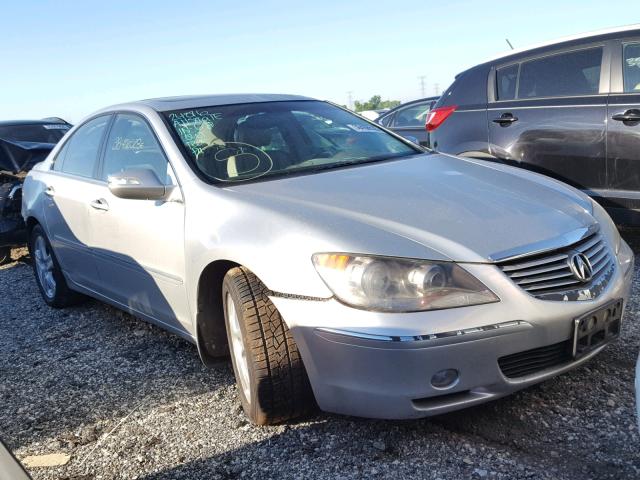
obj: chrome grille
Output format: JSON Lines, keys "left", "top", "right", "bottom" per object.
{"left": 497, "top": 231, "right": 614, "bottom": 299}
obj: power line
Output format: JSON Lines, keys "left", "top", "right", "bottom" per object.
{"left": 417, "top": 76, "right": 426, "bottom": 97}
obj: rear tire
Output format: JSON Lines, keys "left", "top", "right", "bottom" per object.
{"left": 222, "top": 266, "right": 315, "bottom": 425}
{"left": 29, "top": 224, "right": 84, "bottom": 308}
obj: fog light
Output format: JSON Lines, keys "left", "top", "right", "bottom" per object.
{"left": 431, "top": 369, "right": 459, "bottom": 389}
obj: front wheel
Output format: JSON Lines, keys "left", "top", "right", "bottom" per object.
{"left": 29, "top": 224, "right": 84, "bottom": 308}
{"left": 222, "top": 267, "right": 315, "bottom": 425}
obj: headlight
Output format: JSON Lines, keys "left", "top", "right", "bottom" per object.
{"left": 312, "top": 253, "right": 499, "bottom": 312}
{"left": 591, "top": 199, "right": 621, "bottom": 254}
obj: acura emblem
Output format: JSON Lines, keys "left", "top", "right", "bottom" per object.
{"left": 568, "top": 252, "right": 593, "bottom": 282}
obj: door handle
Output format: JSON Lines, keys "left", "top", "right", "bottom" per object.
{"left": 44, "top": 186, "right": 55, "bottom": 197}
{"left": 611, "top": 109, "right": 640, "bottom": 122}
{"left": 90, "top": 198, "right": 109, "bottom": 211}
{"left": 492, "top": 113, "right": 518, "bottom": 125}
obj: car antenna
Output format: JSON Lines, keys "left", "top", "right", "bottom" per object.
{"left": 505, "top": 38, "right": 515, "bottom": 50}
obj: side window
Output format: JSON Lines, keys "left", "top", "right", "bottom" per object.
{"left": 52, "top": 140, "right": 70, "bottom": 172}
{"left": 101, "top": 114, "right": 173, "bottom": 184}
{"left": 379, "top": 113, "right": 394, "bottom": 127}
{"left": 623, "top": 43, "right": 640, "bottom": 92}
{"left": 496, "top": 64, "right": 518, "bottom": 100}
{"left": 391, "top": 102, "right": 431, "bottom": 127}
{"left": 58, "top": 116, "right": 110, "bottom": 177}
{"left": 518, "top": 47, "right": 603, "bottom": 99}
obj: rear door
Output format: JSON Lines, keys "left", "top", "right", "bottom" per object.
{"left": 43, "top": 115, "right": 111, "bottom": 289}
{"left": 488, "top": 44, "right": 609, "bottom": 191}
{"left": 606, "top": 38, "right": 640, "bottom": 219}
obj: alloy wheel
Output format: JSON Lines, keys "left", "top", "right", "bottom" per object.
{"left": 34, "top": 235, "right": 56, "bottom": 299}
{"left": 227, "top": 292, "right": 251, "bottom": 400}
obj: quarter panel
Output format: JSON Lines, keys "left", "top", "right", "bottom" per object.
{"left": 431, "top": 110, "right": 490, "bottom": 157}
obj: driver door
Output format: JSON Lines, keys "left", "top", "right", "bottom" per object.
{"left": 87, "top": 113, "right": 191, "bottom": 335}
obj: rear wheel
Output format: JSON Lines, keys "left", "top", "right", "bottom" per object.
{"left": 222, "top": 266, "right": 315, "bottom": 425}
{"left": 29, "top": 224, "right": 84, "bottom": 308}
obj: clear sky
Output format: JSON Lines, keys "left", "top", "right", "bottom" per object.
{"left": 2, "top": 1, "right": 638, "bottom": 122}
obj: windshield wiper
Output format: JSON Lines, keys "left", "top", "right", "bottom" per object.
{"left": 302, "top": 152, "right": 418, "bottom": 173}
{"left": 218, "top": 151, "right": 420, "bottom": 184}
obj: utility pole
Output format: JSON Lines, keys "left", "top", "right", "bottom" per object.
{"left": 433, "top": 83, "right": 440, "bottom": 96}
{"left": 417, "top": 76, "right": 426, "bottom": 97}
{"left": 346, "top": 91, "right": 354, "bottom": 110}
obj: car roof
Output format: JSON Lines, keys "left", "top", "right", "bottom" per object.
{"left": 133, "top": 93, "right": 316, "bottom": 112}
{"left": 0, "top": 119, "right": 68, "bottom": 127}
{"left": 481, "top": 23, "right": 640, "bottom": 67}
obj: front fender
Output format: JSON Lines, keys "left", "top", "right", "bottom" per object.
{"left": 182, "top": 188, "right": 447, "bottom": 326}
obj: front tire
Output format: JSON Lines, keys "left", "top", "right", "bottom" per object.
{"left": 29, "top": 224, "right": 84, "bottom": 308}
{"left": 222, "top": 267, "right": 315, "bottom": 425}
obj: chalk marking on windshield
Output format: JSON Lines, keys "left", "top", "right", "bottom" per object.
{"left": 203, "top": 141, "right": 274, "bottom": 182}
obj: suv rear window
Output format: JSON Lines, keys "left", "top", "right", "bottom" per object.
{"left": 436, "top": 66, "right": 489, "bottom": 108}
{"left": 517, "top": 47, "right": 602, "bottom": 99}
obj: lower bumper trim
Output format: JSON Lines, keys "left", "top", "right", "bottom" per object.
{"left": 316, "top": 320, "right": 527, "bottom": 344}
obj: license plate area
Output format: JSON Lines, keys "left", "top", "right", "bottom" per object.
{"left": 572, "top": 299, "right": 623, "bottom": 359}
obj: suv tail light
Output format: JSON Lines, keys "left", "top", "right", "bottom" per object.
{"left": 426, "top": 105, "right": 457, "bottom": 132}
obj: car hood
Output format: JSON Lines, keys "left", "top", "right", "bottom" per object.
{"left": 229, "top": 153, "right": 595, "bottom": 262}
{"left": 0, "top": 139, "right": 56, "bottom": 173}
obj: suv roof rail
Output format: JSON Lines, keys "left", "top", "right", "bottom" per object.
{"left": 485, "top": 23, "right": 640, "bottom": 64}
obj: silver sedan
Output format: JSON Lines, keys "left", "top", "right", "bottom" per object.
{"left": 22, "top": 94, "right": 635, "bottom": 424}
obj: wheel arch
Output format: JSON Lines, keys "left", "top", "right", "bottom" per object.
{"left": 25, "top": 216, "right": 41, "bottom": 234}
{"left": 195, "top": 259, "right": 240, "bottom": 366}
{"left": 25, "top": 216, "right": 43, "bottom": 252}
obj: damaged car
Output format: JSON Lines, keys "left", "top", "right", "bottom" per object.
{"left": 0, "top": 119, "right": 70, "bottom": 263}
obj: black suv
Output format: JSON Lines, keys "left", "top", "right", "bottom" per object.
{"left": 429, "top": 26, "right": 640, "bottom": 225}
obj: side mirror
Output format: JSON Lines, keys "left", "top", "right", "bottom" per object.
{"left": 107, "top": 168, "right": 172, "bottom": 200}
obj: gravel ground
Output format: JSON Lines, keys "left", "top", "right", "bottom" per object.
{"left": 1, "top": 233, "right": 639, "bottom": 480}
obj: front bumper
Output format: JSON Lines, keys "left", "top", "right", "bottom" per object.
{"left": 270, "top": 241, "right": 635, "bottom": 419}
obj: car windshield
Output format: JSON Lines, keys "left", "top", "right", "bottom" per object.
{"left": 164, "top": 100, "right": 419, "bottom": 183}
{"left": 0, "top": 124, "right": 69, "bottom": 143}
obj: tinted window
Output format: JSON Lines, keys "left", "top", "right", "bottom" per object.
{"left": 101, "top": 114, "right": 172, "bottom": 183}
{"left": 58, "top": 116, "right": 110, "bottom": 178}
{"left": 518, "top": 47, "right": 602, "bottom": 99}
{"left": 391, "top": 102, "right": 431, "bottom": 127}
{"left": 0, "top": 124, "right": 70, "bottom": 143}
{"left": 165, "top": 101, "right": 417, "bottom": 184}
{"left": 496, "top": 64, "right": 518, "bottom": 100}
{"left": 437, "top": 66, "right": 489, "bottom": 108}
{"left": 623, "top": 43, "right": 640, "bottom": 93}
